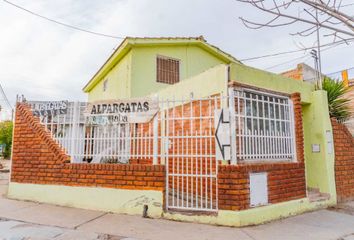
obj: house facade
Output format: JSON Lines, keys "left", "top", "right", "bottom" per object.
{"left": 83, "top": 37, "right": 237, "bottom": 101}
{"left": 8, "top": 37, "right": 339, "bottom": 226}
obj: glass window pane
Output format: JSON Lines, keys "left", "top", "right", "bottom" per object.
{"left": 258, "top": 102, "right": 263, "bottom": 117}
{"left": 280, "top": 105, "right": 285, "bottom": 119}
{"left": 270, "top": 104, "right": 274, "bottom": 118}
{"left": 264, "top": 103, "right": 269, "bottom": 118}
{"left": 275, "top": 105, "right": 279, "bottom": 118}
{"left": 246, "top": 118, "right": 252, "bottom": 131}
{"left": 246, "top": 100, "right": 251, "bottom": 116}
{"left": 253, "top": 119, "right": 258, "bottom": 133}
{"left": 252, "top": 101, "right": 257, "bottom": 116}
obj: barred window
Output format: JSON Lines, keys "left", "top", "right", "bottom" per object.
{"left": 234, "top": 89, "right": 296, "bottom": 162}
{"left": 156, "top": 56, "right": 180, "bottom": 84}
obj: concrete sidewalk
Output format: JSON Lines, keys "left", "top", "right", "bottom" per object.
{"left": 1, "top": 168, "right": 354, "bottom": 240}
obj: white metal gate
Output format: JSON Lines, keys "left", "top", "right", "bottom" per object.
{"left": 161, "top": 96, "right": 222, "bottom": 212}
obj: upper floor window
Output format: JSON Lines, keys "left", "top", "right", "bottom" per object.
{"left": 103, "top": 79, "right": 108, "bottom": 92}
{"left": 156, "top": 56, "right": 180, "bottom": 84}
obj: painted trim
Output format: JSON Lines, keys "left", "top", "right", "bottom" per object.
{"left": 7, "top": 182, "right": 163, "bottom": 218}
{"left": 7, "top": 182, "right": 336, "bottom": 227}
{"left": 164, "top": 197, "right": 336, "bottom": 227}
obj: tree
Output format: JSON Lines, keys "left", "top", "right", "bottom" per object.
{"left": 235, "top": 0, "right": 354, "bottom": 42}
{"left": 321, "top": 77, "right": 352, "bottom": 121}
{"left": 0, "top": 121, "right": 13, "bottom": 158}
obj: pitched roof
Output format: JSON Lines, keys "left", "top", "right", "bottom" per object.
{"left": 83, "top": 36, "right": 241, "bottom": 92}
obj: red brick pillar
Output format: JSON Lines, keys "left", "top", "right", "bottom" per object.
{"left": 291, "top": 92, "right": 304, "bottom": 163}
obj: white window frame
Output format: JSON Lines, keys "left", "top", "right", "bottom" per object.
{"left": 233, "top": 87, "right": 297, "bottom": 162}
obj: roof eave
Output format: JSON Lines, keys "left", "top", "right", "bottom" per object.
{"left": 83, "top": 37, "right": 241, "bottom": 93}
{"left": 82, "top": 39, "right": 131, "bottom": 92}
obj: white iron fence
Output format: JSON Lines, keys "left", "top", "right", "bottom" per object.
{"left": 24, "top": 87, "right": 296, "bottom": 212}
{"left": 28, "top": 101, "right": 151, "bottom": 164}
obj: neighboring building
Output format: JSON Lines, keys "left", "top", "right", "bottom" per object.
{"left": 282, "top": 64, "right": 354, "bottom": 134}
{"left": 280, "top": 63, "right": 324, "bottom": 84}
{"left": 9, "top": 37, "right": 342, "bottom": 227}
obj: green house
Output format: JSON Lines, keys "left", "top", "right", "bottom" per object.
{"left": 79, "top": 36, "right": 337, "bottom": 224}
{"left": 83, "top": 36, "right": 239, "bottom": 101}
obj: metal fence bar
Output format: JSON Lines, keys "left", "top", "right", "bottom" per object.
{"left": 233, "top": 88, "right": 295, "bottom": 161}
{"left": 26, "top": 89, "right": 296, "bottom": 212}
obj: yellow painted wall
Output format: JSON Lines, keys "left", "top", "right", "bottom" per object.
{"left": 88, "top": 50, "right": 132, "bottom": 101}
{"left": 151, "top": 64, "right": 228, "bottom": 101}
{"left": 87, "top": 44, "right": 227, "bottom": 101}
{"left": 230, "top": 63, "right": 314, "bottom": 104}
{"left": 8, "top": 182, "right": 335, "bottom": 227}
{"left": 130, "top": 45, "right": 226, "bottom": 98}
{"left": 164, "top": 198, "right": 333, "bottom": 226}
{"left": 302, "top": 90, "right": 337, "bottom": 199}
{"left": 8, "top": 182, "right": 163, "bottom": 218}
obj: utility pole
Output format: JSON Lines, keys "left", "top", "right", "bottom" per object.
{"left": 315, "top": 0, "right": 323, "bottom": 88}
{"left": 310, "top": 49, "right": 321, "bottom": 88}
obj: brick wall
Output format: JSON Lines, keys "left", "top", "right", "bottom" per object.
{"left": 218, "top": 162, "right": 306, "bottom": 210}
{"left": 332, "top": 119, "right": 354, "bottom": 202}
{"left": 280, "top": 64, "right": 303, "bottom": 81}
{"left": 11, "top": 103, "right": 165, "bottom": 191}
{"left": 292, "top": 92, "right": 305, "bottom": 163}
{"left": 12, "top": 88, "right": 306, "bottom": 212}
{"left": 218, "top": 92, "right": 306, "bottom": 210}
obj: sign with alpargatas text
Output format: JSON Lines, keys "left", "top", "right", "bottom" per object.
{"left": 85, "top": 98, "right": 159, "bottom": 124}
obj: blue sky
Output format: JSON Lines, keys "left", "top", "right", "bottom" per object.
{"left": 0, "top": 0, "right": 353, "bottom": 120}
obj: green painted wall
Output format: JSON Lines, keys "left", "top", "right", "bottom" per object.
{"left": 8, "top": 182, "right": 333, "bottom": 227}
{"left": 302, "top": 90, "right": 336, "bottom": 200}
{"left": 85, "top": 45, "right": 336, "bottom": 202}
{"left": 151, "top": 64, "right": 228, "bottom": 101}
{"left": 8, "top": 182, "right": 163, "bottom": 218}
{"left": 130, "top": 45, "right": 226, "bottom": 98}
{"left": 230, "top": 63, "right": 336, "bottom": 200}
{"left": 229, "top": 63, "right": 314, "bottom": 104}
{"left": 87, "top": 45, "right": 227, "bottom": 101}
{"left": 88, "top": 50, "right": 132, "bottom": 102}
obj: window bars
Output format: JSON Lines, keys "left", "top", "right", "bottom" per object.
{"left": 230, "top": 88, "right": 296, "bottom": 162}
{"left": 156, "top": 55, "right": 180, "bottom": 85}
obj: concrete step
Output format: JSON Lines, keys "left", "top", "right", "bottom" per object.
{"left": 308, "top": 188, "right": 330, "bottom": 202}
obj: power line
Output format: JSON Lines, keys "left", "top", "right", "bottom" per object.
{"left": 264, "top": 40, "right": 350, "bottom": 70}
{"left": 0, "top": 83, "right": 13, "bottom": 110}
{"left": 2, "top": 0, "right": 125, "bottom": 40}
{"left": 265, "top": 55, "right": 310, "bottom": 70}
{"left": 240, "top": 38, "right": 354, "bottom": 61}
{"left": 0, "top": 83, "right": 13, "bottom": 121}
